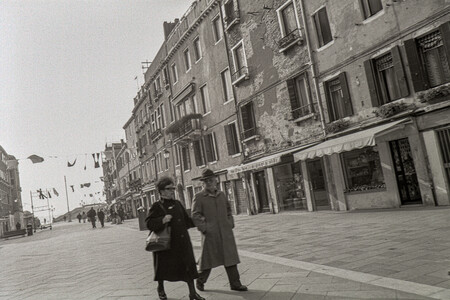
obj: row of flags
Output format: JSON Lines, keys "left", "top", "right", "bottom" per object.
{"left": 36, "top": 185, "right": 103, "bottom": 199}
{"left": 6, "top": 153, "right": 102, "bottom": 169}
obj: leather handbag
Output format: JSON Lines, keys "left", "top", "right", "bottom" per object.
{"left": 145, "top": 202, "right": 171, "bottom": 252}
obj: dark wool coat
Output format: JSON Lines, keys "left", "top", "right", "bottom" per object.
{"left": 146, "top": 199, "right": 198, "bottom": 282}
{"left": 191, "top": 189, "right": 240, "bottom": 270}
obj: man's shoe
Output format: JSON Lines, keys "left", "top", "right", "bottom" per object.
{"left": 231, "top": 285, "right": 248, "bottom": 291}
{"left": 196, "top": 280, "right": 204, "bottom": 291}
{"left": 189, "top": 292, "right": 205, "bottom": 300}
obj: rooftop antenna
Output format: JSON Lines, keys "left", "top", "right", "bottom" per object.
{"left": 141, "top": 60, "right": 152, "bottom": 74}
{"left": 134, "top": 75, "right": 139, "bottom": 91}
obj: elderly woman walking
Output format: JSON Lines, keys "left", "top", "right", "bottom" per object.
{"left": 146, "top": 176, "right": 204, "bottom": 300}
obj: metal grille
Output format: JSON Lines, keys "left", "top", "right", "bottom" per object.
{"left": 437, "top": 127, "right": 450, "bottom": 186}
{"left": 418, "top": 31, "right": 443, "bottom": 52}
{"left": 376, "top": 53, "right": 393, "bottom": 71}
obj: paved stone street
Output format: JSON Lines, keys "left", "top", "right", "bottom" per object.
{"left": 1, "top": 207, "right": 450, "bottom": 299}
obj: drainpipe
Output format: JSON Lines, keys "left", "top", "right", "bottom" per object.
{"left": 298, "top": 0, "right": 326, "bottom": 135}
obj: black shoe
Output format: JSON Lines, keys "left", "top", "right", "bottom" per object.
{"left": 196, "top": 280, "right": 204, "bottom": 291}
{"left": 157, "top": 287, "right": 167, "bottom": 300}
{"left": 231, "top": 285, "right": 248, "bottom": 291}
{"left": 189, "top": 292, "right": 205, "bottom": 300}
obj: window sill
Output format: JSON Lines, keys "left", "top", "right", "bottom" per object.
{"left": 209, "top": 161, "right": 218, "bottom": 165}
{"left": 223, "top": 99, "right": 234, "bottom": 105}
{"left": 292, "top": 112, "right": 316, "bottom": 123}
{"left": 225, "top": 18, "right": 240, "bottom": 31}
{"left": 242, "top": 134, "right": 260, "bottom": 143}
{"left": 362, "top": 9, "right": 385, "bottom": 25}
{"left": 195, "top": 57, "right": 202, "bottom": 64}
{"left": 344, "top": 187, "right": 386, "bottom": 195}
{"left": 231, "top": 153, "right": 241, "bottom": 158}
{"left": 232, "top": 74, "right": 249, "bottom": 86}
{"left": 203, "top": 111, "right": 211, "bottom": 117}
{"left": 214, "top": 38, "right": 223, "bottom": 46}
{"left": 184, "top": 169, "right": 191, "bottom": 173}
{"left": 316, "top": 40, "right": 335, "bottom": 52}
{"left": 279, "top": 38, "right": 303, "bottom": 53}
{"left": 198, "top": 165, "right": 206, "bottom": 169}
{"left": 185, "top": 68, "right": 191, "bottom": 74}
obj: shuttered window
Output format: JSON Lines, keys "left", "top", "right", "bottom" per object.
{"left": 193, "top": 140, "right": 206, "bottom": 166}
{"left": 181, "top": 146, "right": 191, "bottom": 171}
{"left": 324, "top": 72, "right": 353, "bottom": 122}
{"left": 287, "top": 73, "right": 313, "bottom": 119}
{"left": 204, "top": 133, "right": 218, "bottom": 163}
{"left": 361, "top": 0, "right": 382, "bottom": 19}
{"left": 364, "top": 46, "right": 409, "bottom": 106}
{"left": 224, "top": 123, "right": 240, "bottom": 155}
{"left": 240, "top": 102, "right": 256, "bottom": 139}
{"left": 313, "top": 7, "right": 332, "bottom": 47}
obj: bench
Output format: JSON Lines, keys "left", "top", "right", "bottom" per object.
{"left": 2, "top": 229, "right": 27, "bottom": 239}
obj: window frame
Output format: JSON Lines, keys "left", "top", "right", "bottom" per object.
{"left": 323, "top": 72, "right": 353, "bottom": 122}
{"left": 171, "top": 63, "right": 178, "bottom": 84}
{"left": 231, "top": 40, "right": 249, "bottom": 85}
{"left": 199, "top": 84, "right": 211, "bottom": 115}
{"left": 240, "top": 101, "right": 257, "bottom": 140}
{"left": 221, "top": 68, "right": 234, "bottom": 103}
{"left": 224, "top": 121, "right": 241, "bottom": 156}
{"left": 183, "top": 48, "right": 192, "bottom": 72}
{"left": 312, "top": 6, "right": 333, "bottom": 48}
{"left": 276, "top": 0, "right": 300, "bottom": 38}
{"left": 212, "top": 14, "right": 223, "bottom": 44}
{"left": 360, "top": 0, "right": 383, "bottom": 20}
{"left": 193, "top": 36, "right": 202, "bottom": 62}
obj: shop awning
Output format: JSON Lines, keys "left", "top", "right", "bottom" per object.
{"left": 294, "top": 119, "right": 409, "bottom": 161}
{"left": 142, "top": 183, "right": 155, "bottom": 193}
{"left": 228, "top": 144, "right": 315, "bottom": 175}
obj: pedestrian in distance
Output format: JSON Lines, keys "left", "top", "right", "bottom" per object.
{"left": 63, "top": 215, "right": 67, "bottom": 222}
{"left": 87, "top": 207, "right": 96, "bottom": 228}
{"left": 77, "top": 213, "right": 82, "bottom": 223}
{"left": 192, "top": 168, "right": 248, "bottom": 293}
{"left": 118, "top": 205, "right": 125, "bottom": 223}
{"left": 146, "top": 176, "right": 204, "bottom": 300}
{"left": 15, "top": 222, "right": 21, "bottom": 230}
{"left": 81, "top": 211, "right": 87, "bottom": 223}
{"left": 97, "top": 209, "right": 105, "bottom": 228}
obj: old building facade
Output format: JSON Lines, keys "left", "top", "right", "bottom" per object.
{"left": 105, "top": 0, "right": 450, "bottom": 215}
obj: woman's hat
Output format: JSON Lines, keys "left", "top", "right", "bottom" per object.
{"left": 199, "top": 168, "right": 216, "bottom": 181}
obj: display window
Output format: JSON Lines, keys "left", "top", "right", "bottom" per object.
{"left": 342, "top": 146, "right": 385, "bottom": 192}
{"left": 273, "top": 162, "right": 307, "bottom": 210}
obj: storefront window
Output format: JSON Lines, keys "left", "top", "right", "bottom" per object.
{"left": 273, "top": 162, "right": 307, "bottom": 210}
{"left": 342, "top": 146, "right": 385, "bottom": 192}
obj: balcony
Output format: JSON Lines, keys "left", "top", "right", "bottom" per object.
{"left": 241, "top": 127, "right": 258, "bottom": 141}
{"left": 232, "top": 66, "right": 249, "bottom": 86}
{"left": 278, "top": 29, "right": 303, "bottom": 53}
{"left": 290, "top": 103, "right": 315, "bottom": 121}
{"left": 150, "top": 128, "right": 163, "bottom": 143}
{"left": 167, "top": 113, "right": 203, "bottom": 143}
{"left": 153, "top": 89, "right": 162, "bottom": 101}
{"left": 224, "top": 9, "right": 240, "bottom": 31}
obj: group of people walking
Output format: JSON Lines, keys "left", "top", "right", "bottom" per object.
{"left": 76, "top": 208, "right": 105, "bottom": 228}
{"left": 146, "top": 168, "right": 247, "bottom": 300}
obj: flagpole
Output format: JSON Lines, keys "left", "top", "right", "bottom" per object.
{"left": 30, "top": 191, "right": 36, "bottom": 232}
{"left": 64, "top": 175, "right": 71, "bottom": 222}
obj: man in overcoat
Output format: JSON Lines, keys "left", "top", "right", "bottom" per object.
{"left": 191, "top": 168, "right": 247, "bottom": 292}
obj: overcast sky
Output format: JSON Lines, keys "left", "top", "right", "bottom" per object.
{"left": 0, "top": 0, "right": 191, "bottom": 218}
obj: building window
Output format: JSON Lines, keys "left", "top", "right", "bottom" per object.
{"left": 183, "top": 48, "right": 191, "bottom": 72}
{"left": 164, "top": 151, "right": 169, "bottom": 171}
{"left": 156, "top": 153, "right": 162, "bottom": 173}
{"left": 199, "top": 84, "right": 211, "bottom": 114}
{"left": 274, "top": 162, "right": 307, "bottom": 211}
{"left": 162, "top": 67, "right": 169, "bottom": 87}
{"left": 151, "top": 112, "right": 156, "bottom": 132}
{"left": 212, "top": 15, "right": 223, "bottom": 43}
{"left": 181, "top": 146, "right": 191, "bottom": 171}
{"left": 175, "top": 145, "right": 180, "bottom": 166}
{"left": 221, "top": 68, "right": 233, "bottom": 102}
{"left": 224, "top": 122, "right": 240, "bottom": 155}
{"left": 156, "top": 104, "right": 165, "bottom": 129}
{"left": 360, "top": 0, "right": 383, "bottom": 19}
{"left": 287, "top": 73, "right": 313, "bottom": 120}
{"left": 312, "top": 7, "right": 333, "bottom": 48}
{"left": 405, "top": 25, "right": 450, "bottom": 92}
{"left": 193, "top": 37, "right": 202, "bottom": 62}
{"left": 192, "top": 140, "right": 206, "bottom": 166}
{"left": 231, "top": 40, "right": 248, "bottom": 85}
{"left": 341, "top": 147, "right": 385, "bottom": 192}
{"left": 240, "top": 102, "right": 256, "bottom": 139}
{"left": 169, "top": 99, "right": 175, "bottom": 123}
{"left": 171, "top": 63, "right": 178, "bottom": 84}
{"left": 323, "top": 73, "right": 353, "bottom": 122}
{"left": 204, "top": 132, "right": 218, "bottom": 162}
{"left": 276, "top": 0, "right": 302, "bottom": 51}
{"left": 364, "top": 46, "right": 409, "bottom": 107}
{"left": 223, "top": 0, "right": 240, "bottom": 29}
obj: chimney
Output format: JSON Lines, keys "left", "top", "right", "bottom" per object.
{"left": 163, "top": 19, "right": 179, "bottom": 41}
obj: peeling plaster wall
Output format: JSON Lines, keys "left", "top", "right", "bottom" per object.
{"left": 224, "top": 0, "right": 323, "bottom": 158}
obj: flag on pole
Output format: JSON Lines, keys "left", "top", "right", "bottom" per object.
{"left": 6, "top": 159, "right": 18, "bottom": 169}
{"left": 53, "top": 188, "right": 59, "bottom": 197}
{"left": 28, "top": 155, "right": 44, "bottom": 163}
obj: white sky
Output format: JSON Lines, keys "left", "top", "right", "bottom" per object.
{"left": 0, "top": 0, "right": 191, "bottom": 218}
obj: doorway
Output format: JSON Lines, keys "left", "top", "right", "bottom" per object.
{"left": 254, "top": 171, "right": 270, "bottom": 213}
{"left": 306, "top": 159, "right": 330, "bottom": 210}
{"left": 390, "top": 138, "right": 422, "bottom": 205}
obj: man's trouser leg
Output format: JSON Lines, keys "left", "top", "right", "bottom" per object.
{"left": 225, "top": 265, "right": 242, "bottom": 288}
{"left": 197, "top": 268, "right": 211, "bottom": 285}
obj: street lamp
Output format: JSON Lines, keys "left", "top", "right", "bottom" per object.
{"left": 163, "top": 149, "right": 170, "bottom": 159}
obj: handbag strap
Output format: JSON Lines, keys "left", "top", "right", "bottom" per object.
{"left": 158, "top": 201, "right": 170, "bottom": 230}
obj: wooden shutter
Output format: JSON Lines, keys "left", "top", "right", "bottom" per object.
{"left": 404, "top": 38, "right": 428, "bottom": 92}
{"left": 391, "top": 46, "right": 409, "bottom": 98}
{"left": 212, "top": 132, "right": 219, "bottom": 161}
{"left": 204, "top": 135, "right": 213, "bottom": 162}
{"left": 240, "top": 104, "right": 251, "bottom": 132}
{"left": 224, "top": 124, "right": 234, "bottom": 155}
{"left": 440, "top": 22, "right": 450, "bottom": 68}
{"left": 364, "top": 59, "right": 381, "bottom": 107}
{"left": 338, "top": 72, "right": 353, "bottom": 117}
{"left": 287, "top": 79, "right": 299, "bottom": 119}
{"left": 193, "top": 140, "right": 204, "bottom": 166}
{"left": 322, "top": 80, "right": 334, "bottom": 121}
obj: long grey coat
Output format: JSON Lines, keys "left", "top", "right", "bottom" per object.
{"left": 191, "top": 189, "right": 240, "bottom": 270}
